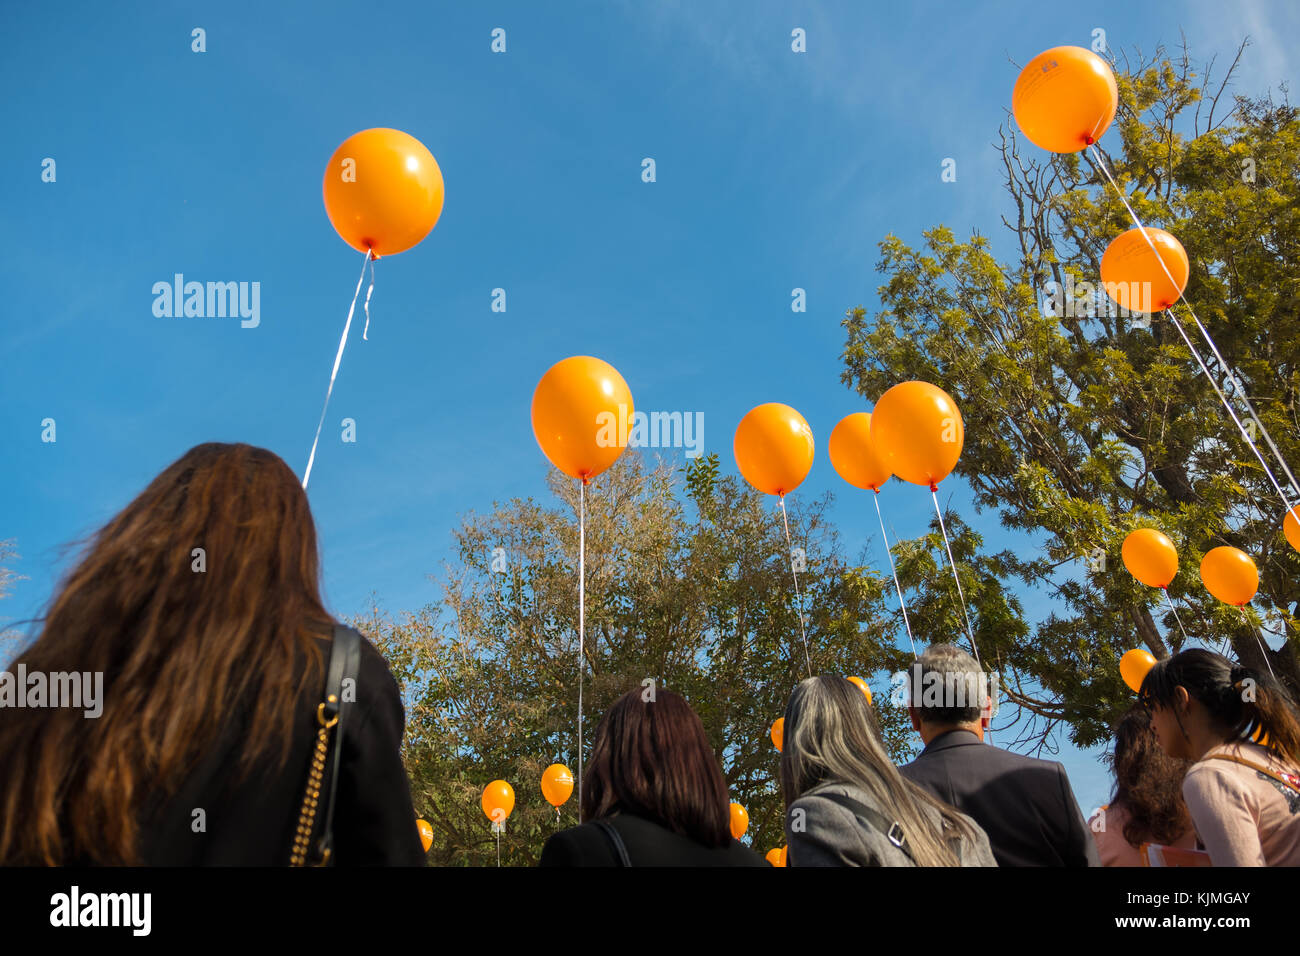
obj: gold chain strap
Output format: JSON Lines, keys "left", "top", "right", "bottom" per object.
{"left": 290, "top": 696, "right": 339, "bottom": 866}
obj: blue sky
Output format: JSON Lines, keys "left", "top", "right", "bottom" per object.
{"left": 2, "top": 0, "right": 1297, "bottom": 817}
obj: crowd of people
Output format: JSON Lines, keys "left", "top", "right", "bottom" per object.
{"left": 2, "top": 442, "right": 1299, "bottom": 867}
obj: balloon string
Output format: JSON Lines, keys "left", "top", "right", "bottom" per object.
{"left": 1238, "top": 606, "right": 1278, "bottom": 681}
{"left": 930, "top": 489, "right": 982, "bottom": 669}
{"left": 1161, "top": 587, "right": 1191, "bottom": 648}
{"left": 778, "top": 495, "right": 814, "bottom": 679}
{"left": 496, "top": 828, "right": 501, "bottom": 868}
{"left": 873, "top": 491, "right": 917, "bottom": 657}
{"left": 361, "top": 253, "right": 377, "bottom": 340}
{"left": 577, "top": 479, "right": 585, "bottom": 824}
{"left": 1086, "top": 146, "right": 1296, "bottom": 514}
{"left": 302, "top": 248, "right": 372, "bottom": 490}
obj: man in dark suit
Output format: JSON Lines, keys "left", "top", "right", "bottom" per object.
{"left": 898, "top": 644, "right": 1098, "bottom": 867}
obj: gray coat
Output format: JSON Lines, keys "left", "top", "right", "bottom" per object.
{"left": 786, "top": 779, "right": 998, "bottom": 867}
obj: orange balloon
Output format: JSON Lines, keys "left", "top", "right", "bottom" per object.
{"left": 733, "top": 404, "right": 814, "bottom": 496}
{"left": 1201, "top": 546, "right": 1259, "bottom": 606}
{"left": 870, "top": 382, "right": 964, "bottom": 489}
{"left": 770, "top": 717, "right": 784, "bottom": 752}
{"left": 1284, "top": 507, "right": 1300, "bottom": 553}
{"left": 481, "top": 780, "right": 515, "bottom": 825}
{"left": 1012, "top": 46, "right": 1118, "bottom": 153}
{"left": 729, "top": 802, "right": 749, "bottom": 839}
{"left": 1122, "top": 529, "right": 1179, "bottom": 588}
{"left": 848, "top": 676, "right": 873, "bottom": 705}
{"left": 322, "top": 128, "right": 445, "bottom": 258}
{"left": 1100, "top": 227, "right": 1189, "bottom": 313}
{"left": 778, "top": 846, "right": 788, "bottom": 866}
{"left": 765, "top": 847, "right": 782, "bottom": 866}
{"left": 828, "top": 413, "right": 892, "bottom": 491}
{"left": 416, "top": 818, "right": 433, "bottom": 853}
{"left": 531, "top": 356, "right": 634, "bottom": 483}
{"left": 1120, "top": 648, "right": 1157, "bottom": 693}
{"left": 541, "top": 764, "right": 574, "bottom": 808}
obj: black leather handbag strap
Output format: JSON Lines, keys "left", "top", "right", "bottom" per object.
{"left": 592, "top": 818, "right": 632, "bottom": 867}
{"left": 816, "top": 791, "right": 915, "bottom": 863}
{"left": 290, "top": 625, "right": 361, "bottom": 866}
{"left": 316, "top": 625, "right": 361, "bottom": 864}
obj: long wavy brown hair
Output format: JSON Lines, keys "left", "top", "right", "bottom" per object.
{"left": 0, "top": 443, "right": 334, "bottom": 864}
{"left": 1109, "top": 703, "right": 1193, "bottom": 847}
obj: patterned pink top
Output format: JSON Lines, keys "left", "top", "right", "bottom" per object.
{"left": 1181, "top": 741, "right": 1300, "bottom": 866}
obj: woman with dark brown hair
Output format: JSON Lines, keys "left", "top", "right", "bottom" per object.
{"left": 538, "top": 687, "right": 765, "bottom": 866}
{"left": 1142, "top": 648, "right": 1300, "bottom": 865}
{"left": 1089, "top": 703, "right": 1196, "bottom": 866}
{"left": 0, "top": 443, "right": 425, "bottom": 866}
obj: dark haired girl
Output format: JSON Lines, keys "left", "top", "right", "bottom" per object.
{"left": 538, "top": 687, "right": 766, "bottom": 866}
{"left": 1142, "top": 648, "right": 1300, "bottom": 865}
{"left": 1090, "top": 703, "right": 1196, "bottom": 865}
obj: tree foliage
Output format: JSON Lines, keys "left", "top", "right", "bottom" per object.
{"left": 842, "top": 42, "right": 1300, "bottom": 749}
{"left": 359, "top": 452, "right": 923, "bottom": 865}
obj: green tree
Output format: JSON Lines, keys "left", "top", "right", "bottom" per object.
{"left": 842, "top": 42, "right": 1300, "bottom": 749}
{"left": 358, "top": 452, "right": 922, "bottom": 865}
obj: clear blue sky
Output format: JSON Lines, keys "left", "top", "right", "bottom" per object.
{"left": 2, "top": 0, "right": 1296, "bottom": 816}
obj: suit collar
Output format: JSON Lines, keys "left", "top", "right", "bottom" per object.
{"left": 919, "top": 729, "right": 983, "bottom": 755}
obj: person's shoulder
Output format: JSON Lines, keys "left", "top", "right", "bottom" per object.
{"left": 540, "top": 821, "right": 613, "bottom": 866}
{"left": 793, "top": 780, "right": 887, "bottom": 827}
{"left": 797, "top": 779, "right": 878, "bottom": 808}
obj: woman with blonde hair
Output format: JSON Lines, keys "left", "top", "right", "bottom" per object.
{"left": 781, "top": 675, "right": 995, "bottom": 866}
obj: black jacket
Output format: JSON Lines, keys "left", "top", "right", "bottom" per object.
{"left": 539, "top": 812, "right": 768, "bottom": 867}
{"left": 899, "top": 730, "right": 1099, "bottom": 867}
{"left": 134, "top": 632, "right": 426, "bottom": 866}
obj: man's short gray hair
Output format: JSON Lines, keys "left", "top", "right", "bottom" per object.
{"left": 909, "top": 643, "right": 988, "bottom": 725}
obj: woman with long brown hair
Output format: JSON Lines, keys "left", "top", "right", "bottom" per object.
{"left": 0, "top": 443, "right": 425, "bottom": 865}
{"left": 1089, "top": 703, "right": 1196, "bottom": 865}
{"left": 538, "top": 687, "right": 765, "bottom": 866}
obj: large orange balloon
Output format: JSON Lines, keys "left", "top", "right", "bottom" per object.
{"left": 828, "top": 413, "right": 891, "bottom": 491}
{"left": 1201, "top": 547, "right": 1259, "bottom": 606}
{"left": 848, "top": 676, "right": 874, "bottom": 705}
{"left": 1122, "top": 529, "right": 1179, "bottom": 589}
{"left": 531, "top": 356, "right": 634, "bottom": 483}
{"left": 416, "top": 818, "right": 433, "bottom": 853}
{"left": 323, "top": 128, "right": 445, "bottom": 258}
{"left": 1120, "top": 649, "right": 1157, "bottom": 693}
{"left": 1012, "top": 46, "right": 1118, "bottom": 153}
{"left": 1284, "top": 507, "right": 1300, "bottom": 553}
{"left": 481, "top": 780, "right": 515, "bottom": 825}
{"left": 770, "top": 717, "right": 784, "bottom": 752}
{"left": 1100, "top": 228, "right": 1189, "bottom": 313}
{"left": 729, "top": 802, "right": 749, "bottom": 840}
{"left": 541, "top": 764, "right": 574, "bottom": 808}
{"left": 870, "top": 382, "right": 964, "bottom": 489}
{"left": 733, "top": 404, "right": 815, "bottom": 497}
